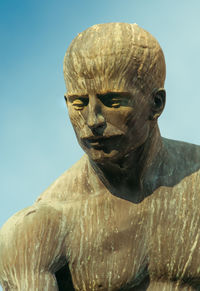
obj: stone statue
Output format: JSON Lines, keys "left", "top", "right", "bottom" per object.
{"left": 1, "top": 22, "right": 200, "bottom": 291}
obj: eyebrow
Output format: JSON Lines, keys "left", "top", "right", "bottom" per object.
{"left": 67, "top": 92, "right": 130, "bottom": 98}
{"left": 67, "top": 94, "right": 89, "bottom": 99}
{"left": 97, "top": 92, "right": 130, "bottom": 98}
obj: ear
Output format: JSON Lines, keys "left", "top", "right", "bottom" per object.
{"left": 150, "top": 88, "right": 166, "bottom": 120}
{"left": 64, "top": 93, "right": 68, "bottom": 107}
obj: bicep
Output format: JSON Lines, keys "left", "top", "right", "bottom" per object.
{"left": 0, "top": 203, "right": 67, "bottom": 290}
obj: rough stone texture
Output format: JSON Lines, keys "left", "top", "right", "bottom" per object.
{"left": 1, "top": 23, "right": 200, "bottom": 290}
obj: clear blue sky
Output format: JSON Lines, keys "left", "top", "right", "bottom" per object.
{"left": 1, "top": 0, "right": 200, "bottom": 283}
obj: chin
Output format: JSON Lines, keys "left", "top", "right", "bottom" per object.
{"left": 85, "top": 147, "right": 124, "bottom": 164}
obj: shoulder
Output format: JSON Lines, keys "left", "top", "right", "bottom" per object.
{"left": 162, "top": 137, "right": 200, "bottom": 169}
{"left": 160, "top": 137, "right": 200, "bottom": 189}
{"left": 37, "top": 154, "right": 99, "bottom": 202}
{"left": 0, "top": 202, "right": 66, "bottom": 245}
{"left": 0, "top": 202, "right": 68, "bottom": 277}
{"left": 163, "top": 137, "right": 200, "bottom": 154}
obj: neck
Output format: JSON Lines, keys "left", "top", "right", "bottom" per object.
{"left": 88, "top": 124, "right": 166, "bottom": 202}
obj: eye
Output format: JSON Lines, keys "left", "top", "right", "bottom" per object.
{"left": 100, "top": 98, "right": 121, "bottom": 108}
{"left": 98, "top": 94, "right": 121, "bottom": 108}
{"left": 109, "top": 98, "right": 121, "bottom": 108}
{"left": 98, "top": 93, "right": 129, "bottom": 108}
{"left": 72, "top": 98, "right": 89, "bottom": 110}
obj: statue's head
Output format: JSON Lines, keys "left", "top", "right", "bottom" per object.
{"left": 63, "top": 23, "right": 166, "bottom": 163}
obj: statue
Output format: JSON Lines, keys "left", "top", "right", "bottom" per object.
{"left": 1, "top": 22, "right": 200, "bottom": 290}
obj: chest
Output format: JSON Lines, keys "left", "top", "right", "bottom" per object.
{"left": 65, "top": 189, "right": 200, "bottom": 290}
{"left": 147, "top": 186, "right": 200, "bottom": 285}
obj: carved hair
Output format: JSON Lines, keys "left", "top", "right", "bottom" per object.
{"left": 63, "top": 23, "right": 166, "bottom": 96}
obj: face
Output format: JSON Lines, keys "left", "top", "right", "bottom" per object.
{"left": 65, "top": 81, "right": 153, "bottom": 164}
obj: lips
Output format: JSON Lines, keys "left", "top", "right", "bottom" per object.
{"left": 81, "top": 135, "right": 123, "bottom": 150}
{"left": 87, "top": 139, "right": 106, "bottom": 148}
{"left": 82, "top": 136, "right": 109, "bottom": 148}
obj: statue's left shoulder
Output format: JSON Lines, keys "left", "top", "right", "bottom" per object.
{"left": 163, "top": 137, "right": 200, "bottom": 172}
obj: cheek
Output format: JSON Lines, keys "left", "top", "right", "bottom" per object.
{"left": 128, "top": 117, "right": 150, "bottom": 144}
{"left": 102, "top": 107, "right": 134, "bottom": 131}
{"left": 125, "top": 103, "right": 149, "bottom": 129}
{"left": 68, "top": 106, "right": 91, "bottom": 140}
{"left": 122, "top": 107, "right": 150, "bottom": 143}
{"left": 68, "top": 106, "right": 86, "bottom": 131}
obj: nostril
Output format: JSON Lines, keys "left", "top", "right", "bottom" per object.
{"left": 89, "top": 122, "right": 105, "bottom": 129}
{"left": 90, "top": 123, "right": 106, "bottom": 136}
{"left": 91, "top": 128, "right": 99, "bottom": 136}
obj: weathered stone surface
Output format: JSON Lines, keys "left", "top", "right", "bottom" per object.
{"left": 1, "top": 23, "right": 200, "bottom": 290}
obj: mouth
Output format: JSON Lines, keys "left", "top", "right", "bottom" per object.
{"left": 81, "top": 135, "right": 123, "bottom": 151}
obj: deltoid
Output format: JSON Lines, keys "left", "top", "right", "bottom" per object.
{"left": 1, "top": 22, "right": 200, "bottom": 291}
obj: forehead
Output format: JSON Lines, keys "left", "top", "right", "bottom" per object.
{"left": 65, "top": 74, "right": 137, "bottom": 96}
{"left": 64, "top": 49, "right": 137, "bottom": 95}
{"left": 64, "top": 48, "right": 161, "bottom": 97}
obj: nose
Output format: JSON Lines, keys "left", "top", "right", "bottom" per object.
{"left": 87, "top": 96, "right": 106, "bottom": 135}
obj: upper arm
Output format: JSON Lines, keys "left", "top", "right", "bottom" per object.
{"left": 0, "top": 203, "right": 68, "bottom": 290}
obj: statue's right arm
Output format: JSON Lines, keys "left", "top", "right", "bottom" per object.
{"left": 0, "top": 202, "right": 67, "bottom": 290}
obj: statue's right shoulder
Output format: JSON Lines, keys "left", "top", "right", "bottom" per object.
{"left": 37, "top": 154, "right": 91, "bottom": 203}
{"left": 0, "top": 202, "right": 68, "bottom": 289}
{"left": 0, "top": 202, "right": 67, "bottom": 253}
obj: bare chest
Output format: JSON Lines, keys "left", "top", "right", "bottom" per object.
{"left": 64, "top": 187, "right": 200, "bottom": 290}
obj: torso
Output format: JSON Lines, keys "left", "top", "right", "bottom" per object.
{"left": 60, "top": 170, "right": 200, "bottom": 291}
{"left": 37, "top": 140, "right": 200, "bottom": 291}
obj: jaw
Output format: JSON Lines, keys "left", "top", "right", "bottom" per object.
{"left": 79, "top": 128, "right": 151, "bottom": 165}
